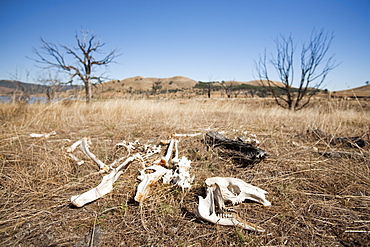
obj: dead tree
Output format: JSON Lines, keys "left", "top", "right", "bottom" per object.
{"left": 32, "top": 30, "right": 120, "bottom": 103}
{"left": 9, "top": 67, "right": 31, "bottom": 103}
{"left": 221, "top": 80, "right": 234, "bottom": 98}
{"left": 152, "top": 80, "right": 162, "bottom": 96}
{"left": 255, "top": 29, "right": 339, "bottom": 110}
{"left": 37, "top": 70, "right": 63, "bottom": 102}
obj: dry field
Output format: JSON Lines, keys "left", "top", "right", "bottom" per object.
{"left": 0, "top": 98, "right": 369, "bottom": 246}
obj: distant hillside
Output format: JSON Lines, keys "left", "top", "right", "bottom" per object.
{"left": 332, "top": 84, "right": 370, "bottom": 98}
{"left": 96, "top": 76, "right": 198, "bottom": 93}
{"left": 96, "top": 77, "right": 287, "bottom": 93}
{"left": 0, "top": 80, "right": 83, "bottom": 95}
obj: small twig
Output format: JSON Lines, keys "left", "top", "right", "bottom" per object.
{"left": 140, "top": 203, "right": 149, "bottom": 232}
{"left": 90, "top": 213, "right": 98, "bottom": 247}
{"left": 345, "top": 230, "right": 370, "bottom": 233}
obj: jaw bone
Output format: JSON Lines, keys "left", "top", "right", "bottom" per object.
{"left": 71, "top": 154, "right": 141, "bottom": 207}
{"left": 197, "top": 177, "right": 271, "bottom": 232}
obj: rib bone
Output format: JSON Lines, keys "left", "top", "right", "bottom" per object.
{"left": 80, "top": 137, "right": 110, "bottom": 172}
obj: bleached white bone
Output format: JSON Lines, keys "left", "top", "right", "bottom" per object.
{"left": 70, "top": 154, "right": 140, "bottom": 207}
{"left": 80, "top": 137, "right": 110, "bottom": 172}
{"left": 134, "top": 165, "right": 171, "bottom": 203}
{"left": 66, "top": 140, "right": 83, "bottom": 153}
{"left": 67, "top": 153, "right": 84, "bottom": 165}
{"left": 30, "top": 131, "right": 56, "bottom": 138}
{"left": 205, "top": 177, "right": 271, "bottom": 207}
{"left": 171, "top": 156, "right": 194, "bottom": 190}
{"left": 163, "top": 138, "right": 175, "bottom": 165}
{"left": 142, "top": 144, "right": 162, "bottom": 159}
{"left": 197, "top": 185, "right": 265, "bottom": 232}
{"left": 171, "top": 139, "right": 179, "bottom": 163}
{"left": 172, "top": 133, "right": 202, "bottom": 137}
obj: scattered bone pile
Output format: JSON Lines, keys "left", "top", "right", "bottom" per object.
{"left": 67, "top": 135, "right": 196, "bottom": 207}
{"left": 31, "top": 131, "right": 271, "bottom": 232}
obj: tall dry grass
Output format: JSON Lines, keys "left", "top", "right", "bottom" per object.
{"left": 0, "top": 98, "right": 369, "bottom": 246}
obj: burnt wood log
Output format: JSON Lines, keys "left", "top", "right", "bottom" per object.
{"left": 310, "top": 129, "right": 366, "bottom": 148}
{"left": 204, "top": 131, "right": 268, "bottom": 165}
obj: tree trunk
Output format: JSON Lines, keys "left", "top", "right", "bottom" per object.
{"left": 85, "top": 80, "right": 92, "bottom": 103}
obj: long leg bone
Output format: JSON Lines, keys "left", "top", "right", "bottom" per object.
{"left": 197, "top": 185, "right": 265, "bottom": 232}
{"left": 157, "top": 138, "right": 176, "bottom": 167}
{"left": 70, "top": 154, "right": 141, "bottom": 207}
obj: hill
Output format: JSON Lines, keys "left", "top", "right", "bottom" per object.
{"left": 0, "top": 80, "right": 83, "bottom": 95}
{"left": 96, "top": 76, "right": 198, "bottom": 93}
{"left": 332, "top": 84, "right": 370, "bottom": 98}
{"left": 0, "top": 80, "right": 47, "bottom": 94}
{"left": 96, "top": 77, "right": 287, "bottom": 94}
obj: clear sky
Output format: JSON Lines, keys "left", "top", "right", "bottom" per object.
{"left": 1, "top": 0, "right": 369, "bottom": 91}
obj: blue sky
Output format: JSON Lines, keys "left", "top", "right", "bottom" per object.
{"left": 1, "top": 0, "right": 369, "bottom": 91}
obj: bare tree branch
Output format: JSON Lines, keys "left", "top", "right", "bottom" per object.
{"left": 255, "top": 29, "right": 339, "bottom": 110}
{"left": 30, "top": 30, "right": 121, "bottom": 103}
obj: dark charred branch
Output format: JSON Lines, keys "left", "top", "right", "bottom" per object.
{"left": 309, "top": 128, "right": 366, "bottom": 148}
{"left": 204, "top": 131, "right": 268, "bottom": 166}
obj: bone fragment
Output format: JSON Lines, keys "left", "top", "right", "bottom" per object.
{"left": 71, "top": 154, "right": 139, "bottom": 207}
{"left": 197, "top": 186, "right": 265, "bottom": 232}
{"left": 30, "top": 131, "right": 56, "bottom": 138}
{"left": 68, "top": 153, "right": 85, "bottom": 165}
{"left": 157, "top": 138, "right": 176, "bottom": 167}
{"left": 80, "top": 137, "right": 110, "bottom": 172}
{"left": 205, "top": 177, "right": 271, "bottom": 206}
{"left": 134, "top": 165, "right": 171, "bottom": 203}
{"left": 171, "top": 139, "right": 179, "bottom": 163}
{"left": 172, "top": 133, "right": 202, "bottom": 138}
{"left": 291, "top": 141, "right": 318, "bottom": 152}
{"left": 66, "top": 140, "right": 83, "bottom": 153}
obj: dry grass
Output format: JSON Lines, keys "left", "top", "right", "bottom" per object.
{"left": 0, "top": 98, "right": 369, "bottom": 246}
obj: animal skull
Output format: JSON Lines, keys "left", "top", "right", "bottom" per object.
{"left": 205, "top": 177, "right": 271, "bottom": 207}
{"left": 197, "top": 177, "right": 271, "bottom": 232}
